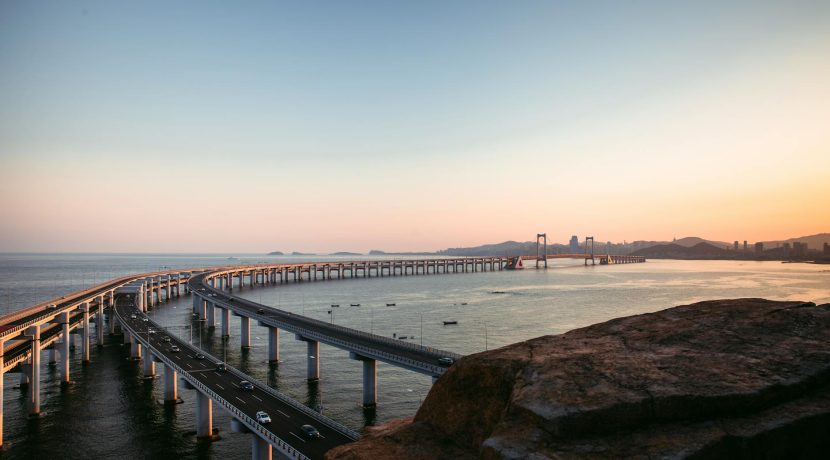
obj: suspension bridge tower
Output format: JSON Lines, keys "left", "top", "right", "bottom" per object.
{"left": 536, "top": 233, "right": 547, "bottom": 269}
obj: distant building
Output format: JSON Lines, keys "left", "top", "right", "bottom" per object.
{"left": 569, "top": 235, "right": 579, "bottom": 253}
{"left": 743, "top": 240, "right": 748, "bottom": 251}
{"left": 734, "top": 241, "right": 739, "bottom": 251}
{"left": 825, "top": 243, "right": 830, "bottom": 256}
{"left": 793, "top": 242, "right": 807, "bottom": 258}
{"left": 755, "top": 242, "right": 764, "bottom": 253}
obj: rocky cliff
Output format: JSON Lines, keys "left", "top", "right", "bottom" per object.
{"left": 326, "top": 299, "right": 830, "bottom": 459}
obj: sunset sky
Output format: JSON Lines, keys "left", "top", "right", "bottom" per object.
{"left": 1, "top": 1, "right": 828, "bottom": 253}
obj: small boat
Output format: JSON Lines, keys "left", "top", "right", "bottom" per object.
{"left": 460, "top": 303, "right": 468, "bottom": 305}
{"left": 399, "top": 336, "right": 408, "bottom": 340}
{"left": 331, "top": 304, "right": 340, "bottom": 308}
{"left": 350, "top": 303, "right": 360, "bottom": 307}
{"left": 386, "top": 303, "right": 396, "bottom": 306}
{"left": 443, "top": 321, "right": 458, "bottom": 326}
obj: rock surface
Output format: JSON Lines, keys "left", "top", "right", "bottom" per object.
{"left": 326, "top": 299, "right": 830, "bottom": 459}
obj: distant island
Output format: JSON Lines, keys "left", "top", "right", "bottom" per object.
{"left": 291, "top": 251, "right": 315, "bottom": 256}
{"left": 267, "top": 251, "right": 284, "bottom": 256}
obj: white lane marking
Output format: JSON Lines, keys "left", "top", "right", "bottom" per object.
{"left": 187, "top": 354, "right": 194, "bottom": 359}
{"left": 213, "top": 372, "right": 223, "bottom": 377}
{"left": 235, "top": 397, "right": 246, "bottom": 404}
{"left": 289, "top": 432, "right": 306, "bottom": 443}
{"left": 251, "top": 395, "right": 262, "bottom": 402}
{"left": 185, "top": 363, "right": 192, "bottom": 369}
{"left": 276, "top": 410, "right": 289, "bottom": 418}
{"left": 216, "top": 384, "right": 224, "bottom": 390}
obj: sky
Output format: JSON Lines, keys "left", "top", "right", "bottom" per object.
{"left": 1, "top": 1, "right": 828, "bottom": 253}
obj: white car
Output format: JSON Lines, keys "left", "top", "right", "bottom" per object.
{"left": 130, "top": 314, "right": 137, "bottom": 319}
{"left": 255, "top": 411, "right": 271, "bottom": 424}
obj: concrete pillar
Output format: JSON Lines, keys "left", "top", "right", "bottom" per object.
{"left": 252, "top": 435, "right": 272, "bottom": 460}
{"left": 240, "top": 316, "right": 250, "bottom": 349}
{"left": 164, "top": 364, "right": 177, "bottom": 402}
{"left": 48, "top": 348, "right": 57, "bottom": 365}
{"left": 207, "top": 302, "right": 216, "bottom": 328}
{"left": 123, "top": 328, "right": 132, "bottom": 344}
{"left": 196, "top": 391, "right": 213, "bottom": 439}
{"left": 221, "top": 307, "right": 230, "bottom": 337}
{"left": 267, "top": 327, "right": 279, "bottom": 362}
{"left": 166, "top": 275, "right": 172, "bottom": 301}
{"left": 26, "top": 324, "right": 41, "bottom": 415}
{"left": 307, "top": 340, "right": 320, "bottom": 381}
{"left": 192, "top": 294, "right": 199, "bottom": 315}
{"left": 97, "top": 300, "right": 105, "bottom": 346}
{"left": 362, "top": 358, "right": 377, "bottom": 407}
{"left": 81, "top": 302, "right": 90, "bottom": 363}
{"left": 131, "top": 339, "right": 142, "bottom": 360}
{"left": 143, "top": 353, "right": 155, "bottom": 377}
{"left": 61, "top": 312, "right": 70, "bottom": 384}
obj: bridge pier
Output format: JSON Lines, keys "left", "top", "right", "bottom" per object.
{"left": 240, "top": 316, "right": 251, "bottom": 349}
{"left": 143, "top": 353, "right": 155, "bottom": 377}
{"left": 97, "top": 300, "right": 105, "bottom": 346}
{"left": 221, "top": 307, "right": 230, "bottom": 337}
{"left": 267, "top": 327, "right": 279, "bottom": 362}
{"left": 25, "top": 324, "right": 41, "bottom": 415}
{"left": 131, "top": 339, "right": 142, "bottom": 360}
{"left": 164, "top": 364, "right": 178, "bottom": 403}
{"left": 81, "top": 302, "right": 90, "bottom": 363}
{"left": 48, "top": 347, "right": 57, "bottom": 365}
{"left": 350, "top": 353, "right": 377, "bottom": 407}
{"left": 60, "top": 312, "right": 70, "bottom": 384}
{"left": 251, "top": 435, "right": 272, "bottom": 460}
{"left": 306, "top": 339, "right": 320, "bottom": 381}
{"left": 196, "top": 391, "right": 213, "bottom": 439}
{"left": 207, "top": 301, "right": 216, "bottom": 328}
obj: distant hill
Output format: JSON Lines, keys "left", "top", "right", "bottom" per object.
{"left": 631, "top": 242, "right": 731, "bottom": 259}
{"left": 267, "top": 251, "right": 284, "bottom": 255}
{"left": 329, "top": 252, "right": 362, "bottom": 256}
{"left": 672, "top": 237, "right": 731, "bottom": 248}
{"left": 761, "top": 233, "right": 830, "bottom": 251}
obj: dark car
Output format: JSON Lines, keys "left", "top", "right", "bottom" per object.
{"left": 300, "top": 424, "right": 321, "bottom": 439}
{"left": 195, "top": 353, "right": 206, "bottom": 360}
{"left": 437, "top": 357, "right": 455, "bottom": 366}
{"left": 163, "top": 336, "right": 171, "bottom": 342}
{"left": 257, "top": 309, "right": 265, "bottom": 314}
{"left": 239, "top": 380, "right": 254, "bottom": 391}
{"left": 216, "top": 362, "right": 227, "bottom": 372}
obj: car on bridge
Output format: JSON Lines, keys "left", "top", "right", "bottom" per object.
{"left": 255, "top": 411, "right": 271, "bottom": 424}
{"left": 195, "top": 353, "right": 205, "bottom": 360}
{"left": 216, "top": 362, "right": 227, "bottom": 372}
{"left": 240, "top": 380, "right": 254, "bottom": 391}
{"left": 170, "top": 345, "right": 180, "bottom": 352}
{"left": 438, "top": 357, "right": 455, "bottom": 366}
{"left": 301, "top": 424, "right": 321, "bottom": 439}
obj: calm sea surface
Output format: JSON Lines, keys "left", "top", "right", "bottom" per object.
{"left": 1, "top": 253, "right": 828, "bottom": 459}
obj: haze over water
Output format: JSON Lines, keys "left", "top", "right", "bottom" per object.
{"left": 1, "top": 253, "right": 828, "bottom": 458}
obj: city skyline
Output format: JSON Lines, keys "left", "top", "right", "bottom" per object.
{"left": 1, "top": 1, "right": 829, "bottom": 253}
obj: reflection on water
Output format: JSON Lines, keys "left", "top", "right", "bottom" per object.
{"left": 1, "top": 255, "right": 828, "bottom": 457}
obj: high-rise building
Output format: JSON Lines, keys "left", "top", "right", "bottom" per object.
{"left": 569, "top": 235, "right": 579, "bottom": 253}
{"left": 743, "top": 240, "right": 748, "bottom": 251}
{"left": 793, "top": 242, "right": 807, "bottom": 258}
{"left": 734, "top": 241, "right": 739, "bottom": 251}
{"left": 755, "top": 242, "right": 764, "bottom": 253}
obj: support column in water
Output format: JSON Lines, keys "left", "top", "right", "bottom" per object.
{"left": 164, "top": 364, "right": 177, "bottom": 403}
{"left": 26, "top": 324, "right": 41, "bottom": 415}
{"left": 220, "top": 307, "right": 230, "bottom": 337}
{"left": 81, "top": 302, "right": 90, "bottom": 363}
{"left": 240, "top": 316, "right": 250, "bottom": 349}
{"left": 61, "top": 312, "right": 70, "bottom": 384}
{"left": 96, "top": 298, "right": 105, "bottom": 347}
{"left": 350, "top": 353, "right": 377, "bottom": 407}
{"left": 143, "top": 352, "right": 155, "bottom": 377}
{"left": 267, "top": 327, "right": 279, "bottom": 362}
{"left": 196, "top": 391, "right": 213, "bottom": 439}
{"left": 307, "top": 339, "right": 320, "bottom": 381}
{"left": 251, "top": 435, "right": 272, "bottom": 460}
{"left": 207, "top": 301, "right": 216, "bottom": 328}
